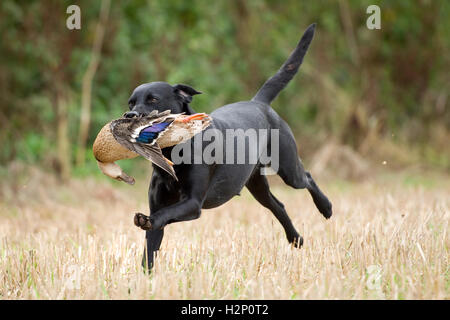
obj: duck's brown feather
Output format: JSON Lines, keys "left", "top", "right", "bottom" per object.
{"left": 93, "top": 123, "right": 138, "bottom": 163}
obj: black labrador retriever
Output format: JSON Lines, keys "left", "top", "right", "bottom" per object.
{"left": 128, "top": 24, "right": 332, "bottom": 270}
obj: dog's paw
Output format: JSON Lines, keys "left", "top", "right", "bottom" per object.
{"left": 134, "top": 213, "right": 152, "bottom": 230}
{"left": 319, "top": 200, "right": 332, "bottom": 219}
{"left": 312, "top": 196, "right": 332, "bottom": 219}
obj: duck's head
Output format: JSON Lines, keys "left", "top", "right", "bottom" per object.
{"left": 124, "top": 82, "right": 202, "bottom": 118}
{"left": 96, "top": 161, "right": 135, "bottom": 185}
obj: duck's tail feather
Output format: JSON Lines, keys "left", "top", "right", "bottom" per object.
{"left": 133, "top": 143, "right": 178, "bottom": 181}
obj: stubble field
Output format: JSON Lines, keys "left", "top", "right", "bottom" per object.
{"left": 0, "top": 164, "right": 448, "bottom": 299}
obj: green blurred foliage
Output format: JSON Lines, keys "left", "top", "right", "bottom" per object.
{"left": 0, "top": 0, "right": 448, "bottom": 172}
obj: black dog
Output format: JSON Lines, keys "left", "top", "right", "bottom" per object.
{"left": 128, "top": 24, "right": 332, "bottom": 269}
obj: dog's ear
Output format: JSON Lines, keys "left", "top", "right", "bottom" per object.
{"left": 173, "top": 84, "right": 202, "bottom": 115}
{"left": 173, "top": 84, "right": 202, "bottom": 103}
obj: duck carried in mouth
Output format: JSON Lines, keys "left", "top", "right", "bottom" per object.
{"left": 93, "top": 110, "right": 211, "bottom": 184}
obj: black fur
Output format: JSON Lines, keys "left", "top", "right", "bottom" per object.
{"left": 126, "top": 24, "right": 332, "bottom": 270}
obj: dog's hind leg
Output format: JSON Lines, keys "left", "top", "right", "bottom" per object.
{"left": 275, "top": 120, "right": 332, "bottom": 219}
{"left": 304, "top": 172, "right": 332, "bottom": 219}
{"left": 246, "top": 172, "right": 303, "bottom": 247}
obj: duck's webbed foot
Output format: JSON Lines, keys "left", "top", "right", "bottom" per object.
{"left": 134, "top": 213, "right": 152, "bottom": 230}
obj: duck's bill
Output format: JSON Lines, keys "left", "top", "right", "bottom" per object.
{"left": 117, "top": 172, "right": 135, "bottom": 185}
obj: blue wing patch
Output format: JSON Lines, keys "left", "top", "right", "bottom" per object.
{"left": 136, "top": 121, "right": 172, "bottom": 144}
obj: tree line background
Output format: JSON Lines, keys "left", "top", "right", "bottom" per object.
{"left": 0, "top": 0, "right": 448, "bottom": 181}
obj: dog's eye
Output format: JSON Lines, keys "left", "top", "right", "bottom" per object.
{"left": 147, "top": 97, "right": 158, "bottom": 103}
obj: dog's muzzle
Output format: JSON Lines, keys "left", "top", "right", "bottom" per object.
{"left": 123, "top": 111, "right": 139, "bottom": 118}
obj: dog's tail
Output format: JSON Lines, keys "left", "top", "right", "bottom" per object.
{"left": 252, "top": 23, "right": 316, "bottom": 105}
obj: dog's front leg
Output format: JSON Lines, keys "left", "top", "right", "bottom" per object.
{"left": 135, "top": 196, "right": 203, "bottom": 271}
{"left": 142, "top": 229, "right": 164, "bottom": 271}
{"left": 137, "top": 171, "right": 180, "bottom": 271}
{"left": 134, "top": 197, "right": 203, "bottom": 230}
{"left": 135, "top": 167, "right": 210, "bottom": 231}
{"left": 149, "top": 197, "right": 203, "bottom": 229}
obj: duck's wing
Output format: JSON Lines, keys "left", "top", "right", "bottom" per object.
{"left": 133, "top": 120, "right": 174, "bottom": 144}
{"left": 131, "top": 142, "right": 177, "bottom": 181}
{"left": 113, "top": 134, "right": 178, "bottom": 181}
{"left": 111, "top": 118, "right": 178, "bottom": 180}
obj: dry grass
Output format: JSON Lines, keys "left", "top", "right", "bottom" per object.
{"left": 0, "top": 165, "right": 448, "bottom": 299}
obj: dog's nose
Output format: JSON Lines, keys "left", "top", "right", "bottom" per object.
{"left": 124, "top": 111, "right": 139, "bottom": 118}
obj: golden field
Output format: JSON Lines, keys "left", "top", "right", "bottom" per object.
{"left": 0, "top": 163, "right": 448, "bottom": 299}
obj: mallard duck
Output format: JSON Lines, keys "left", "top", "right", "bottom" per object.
{"left": 93, "top": 110, "right": 211, "bottom": 184}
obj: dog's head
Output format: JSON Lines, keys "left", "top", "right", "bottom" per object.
{"left": 124, "top": 82, "right": 201, "bottom": 118}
